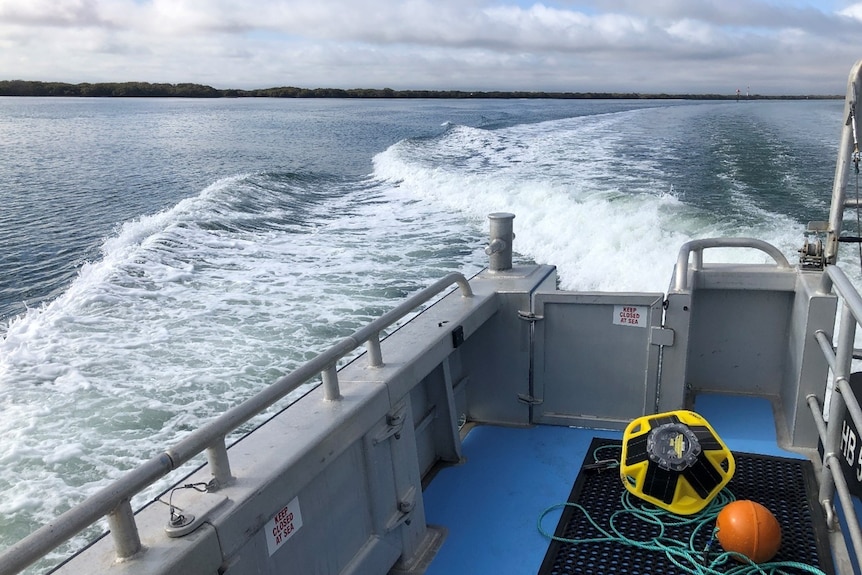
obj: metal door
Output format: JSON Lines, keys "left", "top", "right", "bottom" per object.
{"left": 530, "top": 292, "right": 666, "bottom": 429}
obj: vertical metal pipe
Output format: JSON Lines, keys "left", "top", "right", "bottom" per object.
{"left": 322, "top": 364, "right": 341, "bottom": 400}
{"left": 818, "top": 271, "right": 834, "bottom": 296}
{"left": 826, "top": 60, "right": 862, "bottom": 264}
{"left": 819, "top": 304, "right": 857, "bottom": 513}
{"left": 485, "top": 212, "right": 515, "bottom": 272}
{"left": 107, "top": 499, "right": 141, "bottom": 560}
{"left": 692, "top": 249, "right": 703, "bottom": 271}
{"left": 206, "top": 438, "right": 233, "bottom": 489}
{"left": 826, "top": 454, "right": 862, "bottom": 558}
{"left": 366, "top": 335, "right": 383, "bottom": 367}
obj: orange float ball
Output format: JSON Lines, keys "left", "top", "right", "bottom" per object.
{"left": 716, "top": 500, "right": 782, "bottom": 563}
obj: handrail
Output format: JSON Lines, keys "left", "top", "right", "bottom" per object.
{"left": 809, "top": 264, "right": 862, "bottom": 563}
{"left": 825, "top": 59, "right": 862, "bottom": 264}
{"left": 826, "top": 265, "right": 862, "bottom": 324}
{"left": 0, "top": 273, "right": 473, "bottom": 575}
{"left": 672, "top": 237, "right": 792, "bottom": 292}
{"left": 806, "top": 58, "right": 862, "bottom": 569}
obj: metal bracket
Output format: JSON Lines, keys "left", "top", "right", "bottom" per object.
{"left": 517, "top": 394, "right": 543, "bottom": 405}
{"left": 517, "top": 311, "right": 544, "bottom": 322}
{"left": 650, "top": 326, "right": 675, "bottom": 347}
{"left": 373, "top": 405, "right": 407, "bottom": 444}
{"left": 385, "top": 486, "right": 417, "bottom": 532}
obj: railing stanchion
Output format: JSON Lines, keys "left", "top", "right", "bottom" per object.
{"left": 807, "top": 394, "right": 829, "bottom": 446}
{"left": 819, "top": 304, "right": 856, "bottom": 522}
{"left": 366, "top": 335, "right": 383, "bottom": 367}
{"left": 206, "top": 438, "right": 233, "bottom": 489}
{"left": 107, "top": 499, "right": 141, "bottom": 559}
{"left": 322, "top": 364, "right": 341, "bottom": 400}
{"left": 826, "top": 454, "right": 862, "bottom": 558}
{"left": 693, "top": 248, "right": 703, "bottom": 271}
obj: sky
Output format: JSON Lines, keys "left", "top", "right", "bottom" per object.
{"left": 2, "top": 0, "right": 862, "bottom": 95}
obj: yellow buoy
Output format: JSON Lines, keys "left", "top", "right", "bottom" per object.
{"left": 620, "top": 410, "right": 735, "bottom": 515}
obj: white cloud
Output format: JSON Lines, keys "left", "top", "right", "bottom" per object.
{"left": 839, "top": 2, "right": 862, "bottom": 21}
{"left": 0, "top": 0, "right": 112, "bottom": 27}
{"left": 0, "top": 0, "right": 861, "bottom": 93}
{"left": 664, "top": 18, "right": 717, "bottom": 45}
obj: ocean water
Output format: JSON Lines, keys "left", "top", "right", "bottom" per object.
{"left": 0, "top": 96, "right": 849, "bottom": 571}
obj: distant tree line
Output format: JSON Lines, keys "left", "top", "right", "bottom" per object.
{"left": 0, "top": 80, "right": 222, "bottom": 97}
{"left": 0, "top": 80, "right": 840, "bottom": 100}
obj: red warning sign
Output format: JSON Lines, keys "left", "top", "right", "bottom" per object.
{"left": 613, "top": 305, "right": 647, "bottom": 327}
{"left": 265, "top": 496, "right": 303, "bottom": 556}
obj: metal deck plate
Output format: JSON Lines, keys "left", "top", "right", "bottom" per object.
{"left": 539, "top": 438, "right": 834, "bottom": 575}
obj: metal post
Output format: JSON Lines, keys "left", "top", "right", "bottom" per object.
{"left": 322, "top": 364, "right": 341, "bottom": 400}
{"left": 107, "top": 499, "right": 141, "bottom": 560}
{"left": 819, "top": 304, "right": 856, "bottom": 518}
{"left": 366, "top": 335, "right": 383, "bottom": 367}
{"left": 206, "top": 437, "right": 233, "bottom": 489}
{"left": 485, "top": 212, "right": 515, "bottom": 272}
{"left": 826, "top": 453, "right": 862, "bottom": 557}
{"left": 825, "top": 60, "right": 862, "bottom": 264}
{"left": 813, "top": 330, "right": 837, "bottom": 372}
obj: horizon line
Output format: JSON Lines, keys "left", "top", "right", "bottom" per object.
{"left": 0, "top": 80, "right": 842, "bottom": 100}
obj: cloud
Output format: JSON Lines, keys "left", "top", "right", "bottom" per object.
{"left": 0, "top": 0, "right": 113, "bottom": 28}
{"left": 839, "top": 2, "right": 862, "bottom": 21}
{"left": 1, "top": 0, "right": 861, "bottom": 94}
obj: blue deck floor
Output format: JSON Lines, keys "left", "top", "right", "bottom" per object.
{"left": 422, "top": 394, "right": 801, "bottom": 574}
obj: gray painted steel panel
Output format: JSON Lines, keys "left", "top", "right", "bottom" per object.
{"left": 463, "top": 265, "right": 557, "bottom": 426}
{"left": 781, "top": 272, "right": 837, "bottom": 449}
{"left": 687, "top": 288, "right": 793, "bottom": 396}
{"left": 658, "top": 291, "right": 692, "bottom": 413}
{"left": 531, "top": 292, "right": 664, "bottom": 428}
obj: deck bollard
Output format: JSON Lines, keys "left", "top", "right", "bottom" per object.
{"left": 485, "top": 212, "right": 515, "bottom": 272}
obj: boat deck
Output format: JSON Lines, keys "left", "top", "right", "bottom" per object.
{"left": 422, "top": 393, "right": 804, "bottom": 574}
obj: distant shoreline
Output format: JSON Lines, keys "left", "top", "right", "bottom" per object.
{"left": 0, "top": 80, "right": 841, "bottom": 100}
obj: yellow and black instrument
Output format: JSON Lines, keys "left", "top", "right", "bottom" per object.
{"left": 620, "top": 410, "right": 734, "bottom": 515}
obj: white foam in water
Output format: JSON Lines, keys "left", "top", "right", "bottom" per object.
{"left": 373, "top": 110, "right": 807, "bottom": 294}
{"left": 0, "top": 172, "right": 487, "bottom": 570}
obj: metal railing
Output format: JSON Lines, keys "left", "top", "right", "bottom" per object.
{"left": 0, "top": 273, "right": 473, "bottom": 575}
{"left": 806, "top": 59, "right": 862, "bottom": 565}
{"left": 808, "top": 264, "right": 862, "bottom": 563}
{"left": 672, "top": 237, "right": 792, "bottom": 292}
{"left": 825, "top": 59, "right": 862, "bottom": 265}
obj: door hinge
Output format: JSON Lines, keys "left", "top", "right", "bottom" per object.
{"left": 650, "top": 326, "right": 675, "bottom": 347}
{"left": 517, "top": 393, "right": 543, "bottom": 405}
{"left": 518, "top": 311, "right": 544, "bottom": 322}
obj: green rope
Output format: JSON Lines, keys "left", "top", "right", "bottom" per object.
{"left": 537, "top": 450, "right": 827, "bottom": 575}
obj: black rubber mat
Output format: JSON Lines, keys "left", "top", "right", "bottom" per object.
{"left": 538, "top": 438, "right": 834, "bottom": 575}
